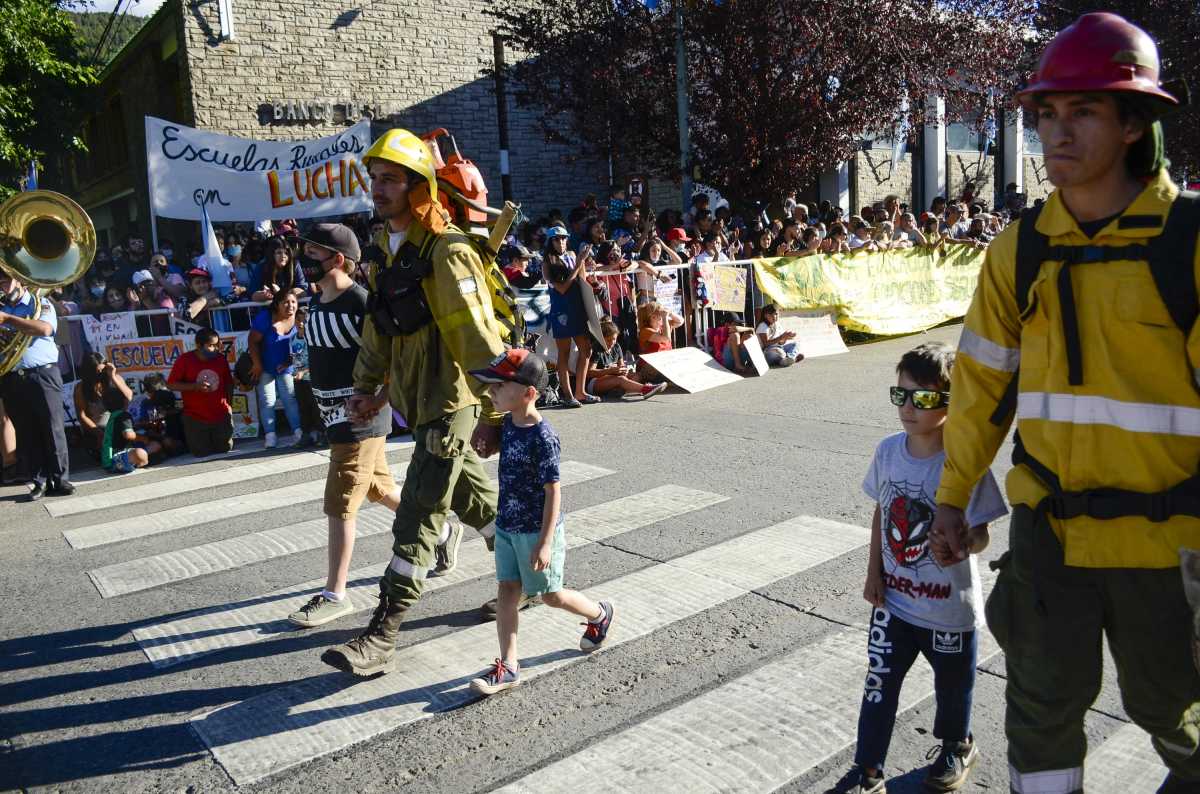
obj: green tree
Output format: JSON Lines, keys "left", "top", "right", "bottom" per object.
{"left": 488, "top": 0, "right": 1034, "bottom": 205}
{"left": 0, "top": 0, "right": 97, "bottom": 197}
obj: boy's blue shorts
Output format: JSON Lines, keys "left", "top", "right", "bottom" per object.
{"left": 494, "top": 522, "right": 566, "bottom": 596}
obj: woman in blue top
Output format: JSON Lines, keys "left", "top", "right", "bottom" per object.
{"left": 544, "top": 225, "right": 595, "bottom": 409}
{"left": 248, "top": 290, "right": 302, "bottom": 447}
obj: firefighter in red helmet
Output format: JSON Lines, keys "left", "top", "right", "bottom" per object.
{"left": 930, "top": 13, "right": 1200, "bottom": 794}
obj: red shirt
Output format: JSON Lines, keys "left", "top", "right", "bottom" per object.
{"left": 639, "top": 327, "right": 671, "bottom": 354}
{"left": 168, "top": 349, "right": 232, "bottom": 423}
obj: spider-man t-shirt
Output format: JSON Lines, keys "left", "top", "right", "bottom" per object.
{"left": 863, "top": 432, "right": 1007, "bottom": 632}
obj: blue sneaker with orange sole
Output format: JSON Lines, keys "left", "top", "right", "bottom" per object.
{"left": 580, "top": 601, "right": 615, "bottom": 652}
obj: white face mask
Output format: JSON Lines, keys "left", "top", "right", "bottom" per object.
{"left": 90, "top": 284, "right": 105, "bottom": 297}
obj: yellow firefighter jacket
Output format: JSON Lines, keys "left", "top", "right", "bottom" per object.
{"left": 936, "top": 171, "right": 1200, "bottom": 568}
{"left": 353, "top": 221, "right": 507, "bottom": 428}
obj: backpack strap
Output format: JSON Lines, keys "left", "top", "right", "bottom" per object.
{"left": 1014, "top": 204, "right": 1049, "bottom": 316}
{"left": 1147, "top": 190, "right": 1200, "bottom": 335}
{"left": 990, "top": 205, "right": 1048, "bottom": 426}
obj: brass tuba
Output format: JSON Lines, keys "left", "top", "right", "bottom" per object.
{"left": 0, "top": 190, "right": 96, "bottom": 375}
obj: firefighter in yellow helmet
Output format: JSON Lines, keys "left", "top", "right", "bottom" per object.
{"left": 930, "top": 13, "right": 1200, "bottom": 793}
{"left": 321, "top": 128, "right": 508, "bottom": 676}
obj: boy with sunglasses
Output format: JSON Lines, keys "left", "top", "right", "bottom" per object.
{"left": 848, "top": 341, "right": 1006, "bottom": 794}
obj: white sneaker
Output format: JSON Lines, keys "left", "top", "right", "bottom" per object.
{"left": 287, "top": 431, "right": 305, "bottom": 447}
{"left": 263, "top": 431, "right": 277, "bottom": 448}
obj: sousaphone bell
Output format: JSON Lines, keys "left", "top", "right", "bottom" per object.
{"left": 0, "top": 190, "right": 96, "bottom": 375}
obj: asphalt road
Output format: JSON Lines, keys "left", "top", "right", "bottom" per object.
{"left": 0, "top": 323, "right": 1165, "bottom": 792}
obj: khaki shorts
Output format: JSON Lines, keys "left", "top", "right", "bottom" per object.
{"left": 324, "top": 435, "right": 396, "bottom": 519}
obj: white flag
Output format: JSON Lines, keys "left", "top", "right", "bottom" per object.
{"left": 200, "top": 201, "right": 233, "bottom": 292}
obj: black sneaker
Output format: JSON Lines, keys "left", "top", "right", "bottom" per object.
{"left": 832, "top": 767, "right": 886, "bottom": 794}
{"left": 923, "top": 737, "right": 978, "bottom": 791}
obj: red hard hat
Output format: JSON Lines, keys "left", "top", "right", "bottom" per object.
{"left": 1017, "top": 12, "right": 1178, "bottom": 109}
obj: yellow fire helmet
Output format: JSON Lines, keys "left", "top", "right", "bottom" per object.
{"left": 362, "top": 128, "right": 438, "bottom": 203}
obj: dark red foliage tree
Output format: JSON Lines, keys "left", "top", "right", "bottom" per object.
{"left": 488, "top": 0, "right": 1034, "bottom": 204}
{"left": 1031, "top": 1, "right": 1200, "bottom": 178}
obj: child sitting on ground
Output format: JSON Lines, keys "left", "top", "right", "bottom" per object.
{"left": 589, "top": 320, "right": 667, "bottom": 400}
{"left": 754, "top": 304, "right": 801, "bottom": 368}
{"left": 847, "top": 341, "right": 1006, "bottom": 794}
{"left": 467, "top": 348, "right": 615, "bottom": 695}
{"left": 101, "top": 385, "right": 163, "bottom": 474}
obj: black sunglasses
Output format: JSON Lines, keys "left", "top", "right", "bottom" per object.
{"left": 889, "top": 386, "right": 950, "bottom": 410}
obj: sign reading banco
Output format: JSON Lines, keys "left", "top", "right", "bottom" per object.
{"left": 261, "top": 99, "right": 387, "bottom": 126}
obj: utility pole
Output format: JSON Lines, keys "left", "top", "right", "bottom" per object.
{"left": 674, "top": 2, "right": 692, "bottom": 213}
{"left": 492, "top": 34, "right": 513, "bottom": 203}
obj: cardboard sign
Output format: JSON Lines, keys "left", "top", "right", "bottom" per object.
{"left": 639, "top": 347, "right": 742, "bottom": 393}
{"left": 655, "top": 273, "right": 683, "bottom": 317}
{"left": 145, "top": 116, "right": 373, "bottom": 221}
{"left": 778, "top": 311, "right": 849, "bottom": 358}
{"left": 741, "top": 334, "right": 770, "bottom": 376}
{"left": 699, "top": 263, "right": 747, "bottom": 312}
{"left": 80, "top": 313, "right": 137, "bottom": 352}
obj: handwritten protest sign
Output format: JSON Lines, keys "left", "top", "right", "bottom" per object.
{"left": 145, "top": 117, "right": 373, "bottom": 221}
{"left": 655, "top": 273, "right": 683, "bottom": 317}
{"left": 699, "top": 264, "right": 748, "bottom": 313}
{"left": 80, "top": 313, "right": 137, "bottom": 352}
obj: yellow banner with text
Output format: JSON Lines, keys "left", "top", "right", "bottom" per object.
{"left": 751, "top": 244, "right": 986, "bottom": 336}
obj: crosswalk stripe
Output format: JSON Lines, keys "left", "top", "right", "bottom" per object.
{"left": 49, "top": 453, "right": 329, "bottom": 517}
{"left": 66, "top": 438, "right": 414, "bottom": 491}
{"left": 88, "top": 461, "right": 614, "bottom": 598}
{"left": 497, "top": 608, "right": 1000, "bottom": 791}
{"left": 1084, "top": 724, "right": 1168, "bottom": 793}
{"left": 63, "top": 480, "right": 332, "bottom": 550}
{"left": 133, "top": 483, "right": 723, "bottom": 668}
{"left": 61, "top": 441, "right": 421, "bottom": 550}
{"left": 190, "top": 514, "right": 871, "bottom": 785}
{"left": 68, "top": 440, "right": 269, "bottom": 486}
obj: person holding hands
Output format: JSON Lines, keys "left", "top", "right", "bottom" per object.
{"left": 467, "top": 349, "right": 615, "bottom": 695}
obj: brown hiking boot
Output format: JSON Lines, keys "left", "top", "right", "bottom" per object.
{"left": 321, "top": 584, "right": 408, "bottom": 676}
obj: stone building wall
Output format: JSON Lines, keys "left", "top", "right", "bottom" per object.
{"left": 854, "top": 149, "right": 914, "bottom": 212}
{"left": 178, "top": 0, "right": 608, "bottom": 217}
{"left": 1023, "top": 156, "right": 1054, "bottom": 202}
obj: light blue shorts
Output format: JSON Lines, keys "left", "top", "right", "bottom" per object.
{"left": 494, "top": 522, "right": 566, "bottom": 596}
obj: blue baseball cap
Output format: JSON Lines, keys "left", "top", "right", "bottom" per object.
{"left": 544, "top": 225, "right": 570, "bottom": 240}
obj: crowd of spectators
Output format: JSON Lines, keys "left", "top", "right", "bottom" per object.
{"left": 0, "top": 180, "right": 1024, "bottom": 479}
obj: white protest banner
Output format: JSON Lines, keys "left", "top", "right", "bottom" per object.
{"left": 741, "top": 334, "right": 770, "bottom": 376}
{"left": 145, "top": 116, "right": 373, "bottom": 221}
{"left": 778, "top": 311, "right": 849, "bottom": 358}
{"left": 640, "top": 347, "right": 742, "bottom": 393}
{"left": 81, "top": 313, "right": 137, "bottom": 352}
